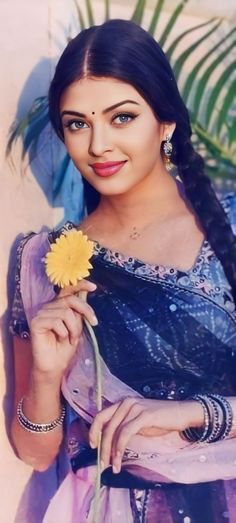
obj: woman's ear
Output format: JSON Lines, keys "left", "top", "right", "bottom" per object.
{"left": 162, "top": 122, "right": 176, "bottom": 142}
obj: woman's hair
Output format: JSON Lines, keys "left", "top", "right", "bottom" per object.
{"left": 49, "top": 19, "right": 236, "bottom": 299}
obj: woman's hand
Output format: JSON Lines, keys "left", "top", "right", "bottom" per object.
{"left": 30, "top": 280, "right": 97, "bottom": 377}
{"left": 89, "top": 397, "right": 204, "bottom": 473}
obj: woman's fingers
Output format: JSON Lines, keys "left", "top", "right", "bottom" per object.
{"left": 31, "top": 316, "right": 73, "bottom": 342}
{"left": 89, "top": 403, "right": 120, "bottom": 449}
{"left": 35, "top": 308, "right": 82, "bottom": 344}
{"left": 42, "top": 294, "right": 98, "bottom": 326}
{"left": 112, "top": 413, "right": 147, "bottom": 473}
{"left": 59, "top": 280, "right": 96, "bottom": 297}
{"left": 89, "top": 398, "right": 138, "bottom": 469}
{"left": 99, "top": 400, "right": 137, "bottom": 468}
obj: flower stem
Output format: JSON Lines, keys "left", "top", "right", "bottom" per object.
{"left": 84, "top": 317, "right": 102, "bottom": 523}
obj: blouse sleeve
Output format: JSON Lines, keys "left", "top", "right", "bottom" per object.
{"left": 9, "top": 233, "right": 35, "bottom": 340}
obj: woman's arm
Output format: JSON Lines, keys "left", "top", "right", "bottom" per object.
{"left": 11, "top": 281, "right": 98, "bottom": 472}
{"left": 89, "top": 396, "right": 236, "bottom": 473}
{"left": 11, "top": 337, "right": 64, "bottom": 471}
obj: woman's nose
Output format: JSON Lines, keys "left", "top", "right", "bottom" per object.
{"left": 88, "top": 126, "right": 113, "bottom": 157}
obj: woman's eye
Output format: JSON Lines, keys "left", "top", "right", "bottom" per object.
{"left": 64, "top": 120, "right": 88, "bottom": 131}
{"left": 113, "top": 113, "right": 135, "bottom": 124}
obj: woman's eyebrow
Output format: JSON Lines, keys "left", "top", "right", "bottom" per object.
{"left": 61, "top": 99, "right": 140, "bottom": 118}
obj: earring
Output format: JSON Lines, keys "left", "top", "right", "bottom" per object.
{"left": 163, "top": 134, "right": 173, "bottom": 171}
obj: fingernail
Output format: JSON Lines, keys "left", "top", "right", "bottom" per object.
{"left": 91, "top": 315, "right": 98, "bottom": 326}
{"left": 90, "top": 440, "right": 96, "bottom": 449}
{"left": 112, "top": 464, "right": 120, "bottom": 474}
{"left": 100, "top": 460, "right": 105, "bottom": 471}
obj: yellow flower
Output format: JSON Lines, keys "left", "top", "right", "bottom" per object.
{"left": 45, "top": 229, "right": 94, "bottom": 288}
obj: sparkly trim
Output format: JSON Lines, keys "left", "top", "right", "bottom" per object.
{"left": 9, "top": 232, "right": 35, "bottom": 339}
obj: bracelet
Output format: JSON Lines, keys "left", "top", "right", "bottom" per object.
{"left": 181, "top": 394, "right": 211, "bottom": 443}
{"left": 17, "top": 397, "right": 66, "bottom": 433}
{"left": 208, "top": 394, "right": 233, "bottom": 440}
{"left": 181, "top": 393, "right": 234, "bottom": 444}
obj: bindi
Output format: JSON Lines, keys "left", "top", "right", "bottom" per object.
{"left": 92, "top": 111, "right": 95, "bottom": 115}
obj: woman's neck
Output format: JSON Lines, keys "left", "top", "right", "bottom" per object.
{"left": 96, "top": 174, "right": 184, "bottom": 231}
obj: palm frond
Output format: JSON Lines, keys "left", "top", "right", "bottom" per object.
{"left": 158, "top": 0, "right": 189, "bottom": 48}
{"left": 131, "top": 0, "right": 147, "bottom": 25}
{"left": 166, "top": 17, "right": 216, "bottom": 61}
{"left": 74, "top": 0, "right": 86, "bottom": 30}
{"left": 193, "top": 41, "right": 235, "bottom": 119}
{"left": 172, "top": 19, "right": 222, "bottom": 81}
{"left": 85, "top": 0, "right": 94, "bottom": 26}
{"left": 148, "top": 0, "right": 165, "bottom": 36}
{"left": 216, "top": 80, "right": 236, "bottom": 137}
{"left": 182, "top": 27, "right": 235, "bottom": 104}
{"left": 205, "top": 62, "right": 236, "bottom": 129}
{"left": 104, "top": 0, "right": 110, "bottom": 21}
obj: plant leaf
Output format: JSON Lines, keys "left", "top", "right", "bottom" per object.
{"left": 131, "top": 0, "right": 147, "bottom": 24}
{"left": 216, "top": 79, "right": 236, "bottom": 137}
{"left": 192, "top": 120, "right": 236, "bottom": 167}
{"left": 205, "top": 62, "right": 236, "bottom": 129}
{"left": 104, "top": 0, "right": 110, "bottom": 21}
{"left": 193, "top": 41, "right": 236, "bottom": 120}
{"left": 74, "top": 0, "right": 86, "bottom": 30}
{"left": 158, "top": 0, "right": 189, "bottom": 48}
{"left": 85, "top": 0, "right": 94, "bottom": 26}
{"left": 166, "top": 18, "right": 217, "bottom": 61}
{"left": 181, "top": 26, "right": 235, "bottom": 103}
{"left": 148, "top": 0, "right": 165, "bottom": 36}
{"left": 172, "top": 19, "right": 222, "bottom": 81}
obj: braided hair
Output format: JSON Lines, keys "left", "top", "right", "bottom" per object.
{"left": 48, "top": 19, "right": 236, "bottom": 299}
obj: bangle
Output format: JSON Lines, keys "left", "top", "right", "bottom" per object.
{"left": 208, "top": 394, "right": 233, "bottom": 440}
{"left": 181, "top": 395, "right": 211, "bottom": 443}
{"left": 180, "top": 393, "right": 234, "bottom": 444}
{"left": 17, "top": 397, "right": 66, "bottom": 433}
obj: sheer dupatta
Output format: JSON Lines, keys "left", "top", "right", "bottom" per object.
{"left": 20, "top": 232, "right": 236, "bottom": 523}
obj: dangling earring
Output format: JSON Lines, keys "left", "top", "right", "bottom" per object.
{"left": 163, "top": 134, "right": 173, "bottom": 171}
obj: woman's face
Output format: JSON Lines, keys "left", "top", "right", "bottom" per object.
{"left": 60, "top": 76, "right": 174, "bottom": 196}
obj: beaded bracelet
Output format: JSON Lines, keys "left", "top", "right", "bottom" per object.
{"left": 208, "top": 394, "right": 233, "bottom": 440}
{"left": 17, "top": 397, "right": 66, "bottom": 433}
{"left": 181, "top": 393, "right": 234, "bottom": 444}
{"left": 181, "top": 394, "right": 211, "bottom": 443}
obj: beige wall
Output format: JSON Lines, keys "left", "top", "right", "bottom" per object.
{"left": 0, "top": 1, "right": 234, "bottom": 521}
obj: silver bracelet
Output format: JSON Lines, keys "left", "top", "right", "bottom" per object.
{"left": 17, "top": 397, "right": 66, "bottom": 433}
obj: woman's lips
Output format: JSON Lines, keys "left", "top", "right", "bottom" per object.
{"left": 90, "top": 161, "right": 127, "bottom": 177}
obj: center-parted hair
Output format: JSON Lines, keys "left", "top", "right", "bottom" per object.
{"left": 49, "top": 19, "right": 236, "bottom": 299}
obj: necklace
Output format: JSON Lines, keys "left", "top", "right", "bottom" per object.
{"left": 129, "top": 226, "right": 141, "bottom": 240}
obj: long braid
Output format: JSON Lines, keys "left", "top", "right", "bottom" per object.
{"left": 174, "top": 137, "right": 236, "bottom": 301}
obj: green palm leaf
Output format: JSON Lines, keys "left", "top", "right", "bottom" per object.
{"left": 182, "top": 27, "right": 235, "bottom": 103}
{"left": 205, "top": 62, "right": 236, "bottom": 129}
{"left": 148, "top": 0, "right": 165, "bottom": 36}
{"left": 216, "top": 80, "right": 236, "bottom": 137}
{"left": 193, "top": 42, "right": 236, "bottom": 120}
{"left": 104, "top": 0, "right": 110, "bottom": 21}
{"left": 131, "top": 0, "right": 147, "bottom": 24}
{"left": 85, "top": 0, "right": 94, "bottom": 26}
{"left": 158, "top": 0, "right": 189, "bottom": 48}
{"left": 166, "top": 17, "right": 216, "bottom": 62}
{"left": 172, "top": 19, "right": 222, "bottom": 82}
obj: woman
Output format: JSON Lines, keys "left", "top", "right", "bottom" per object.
{"left": 10, "top": 19, "right": 236, "bottom": 523}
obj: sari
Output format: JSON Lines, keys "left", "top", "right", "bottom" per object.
{"left": 13, "top": 194, "right": 236, "bottom": 522}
